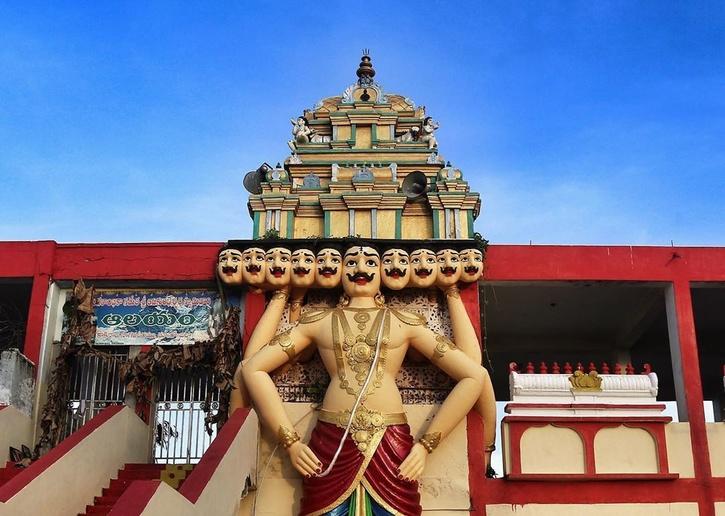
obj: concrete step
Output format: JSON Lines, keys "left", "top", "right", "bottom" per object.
{"left": 82, "top": 503, "right": 113, "bottom": 515}
{"left": 121, "top": 463, "right": 165, "bottom": 471}
{"left": 79, "top": 463, "right": 194, "bottom": 516}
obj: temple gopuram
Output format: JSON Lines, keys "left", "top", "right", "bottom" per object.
{"left": 0, "top": 53, "right": 724, "bottom": 516}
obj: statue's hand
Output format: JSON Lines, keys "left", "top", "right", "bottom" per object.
{"left": 287, "top": 441, "right": 322, "bottom": 478}
{"left": 398, "top": 443, "right": 427, "bottom": 482}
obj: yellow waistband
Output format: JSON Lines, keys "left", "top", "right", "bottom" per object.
{"left": 317, "top": 407, "right": 407, "bottom": 429}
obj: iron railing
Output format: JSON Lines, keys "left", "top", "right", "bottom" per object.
{"left": 63, "top": 349, "right": 127, "bottom": 439}
{"left": 152, "top": 367, "right": 220, "bottom": 464}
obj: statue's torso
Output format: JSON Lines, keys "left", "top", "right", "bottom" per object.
{"left": 309, "top": 307, "right": 414, "bottom": 414}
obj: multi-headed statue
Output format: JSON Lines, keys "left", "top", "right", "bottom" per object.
{"left": 229, "top": 242, "right": 495, "bottom": 516}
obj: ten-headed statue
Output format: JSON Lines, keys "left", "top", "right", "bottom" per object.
{"left": 241, "top": 244, "right": 492, "bottom": 515}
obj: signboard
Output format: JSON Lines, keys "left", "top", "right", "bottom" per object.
{"left": 93, "top": 290, "right": 219, "bottom": 346}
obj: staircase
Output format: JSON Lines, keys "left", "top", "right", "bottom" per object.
{"left": 0, "top": 461, "right": 24, "bottom": 487}
{"left": 79, "top": 463, "right": 194, "bottom": 515}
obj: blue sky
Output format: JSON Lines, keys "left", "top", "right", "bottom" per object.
{"left": 1, "top": 2, "right": 723, "bottom": 245}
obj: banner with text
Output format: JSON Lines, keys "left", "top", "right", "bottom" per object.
{"left": 93, "top": 290, "right": 219, "bottom": 346}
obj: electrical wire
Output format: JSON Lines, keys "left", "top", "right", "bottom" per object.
{"left": 250, "top": 307, "right": 388, "bottom": 511}
{"left": 318, "top": 308, "right": 387, "bottom": 477}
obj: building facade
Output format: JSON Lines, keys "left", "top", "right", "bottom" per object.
{"left": 0, "top": 54, "right": 723, "bottom": 515}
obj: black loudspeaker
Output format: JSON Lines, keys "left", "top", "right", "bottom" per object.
{"left": 401, "top": 171, "right": 428, "bottom": 200}
{"left": 243, "top": 164, "right": 271, "bottom": 194}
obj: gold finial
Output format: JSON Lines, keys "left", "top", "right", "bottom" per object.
{"left": 356, "top": 50, "right": 375, "bottom": 86}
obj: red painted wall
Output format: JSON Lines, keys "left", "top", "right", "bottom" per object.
{"left": 2, "top": 240, "right": 724, "bottom": 514}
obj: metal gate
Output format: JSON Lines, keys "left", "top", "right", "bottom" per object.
{"left": 63, "top": 350, "right": 220, "bottom": 465}
{"left": 63, "top": 349, "right": 127, "bottom": 439}
{"left": 153, "top": 368, "right": 220, "bottom": 464}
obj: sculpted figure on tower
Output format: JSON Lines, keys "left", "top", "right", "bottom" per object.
{"left": 236, "top": 242, "right": 494, "bottom": 515}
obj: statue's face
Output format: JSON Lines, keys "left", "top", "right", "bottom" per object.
{"left": 409, "top": 249, "right": 437, "bottom": 288}
{"left": 436, "top": 249, "right": 461, "bottom": 287}
{"left": 315, "top": 248, "right": 342, "bottom": 288}
{"left": 381, "top": 249, "right": 410, "bottom": 290}
{"left": 241, "top": 247, "right": 266, "bottom": 286}
{"left": 217, "top": 249, "right": 243, "bottom": 286}
{"left": 459, "top": 248, "right": 483, "bottom": 283}
{"left": 342, "top": 246, "right": 381, "bottom": 298}
{"left": 291, "top": 248, "right": 316, "bottom": 288}
{"left": 265, "top": 247, "right": 291, "bottom": 287}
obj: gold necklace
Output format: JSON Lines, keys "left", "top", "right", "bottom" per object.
{"left": 342, "top": 306, "right": 378, "bottom": 330}
{"left": 353, "top": 312, "right": 370, "bottom": 330}
{"left": 331, "top": 308, "right": 390, "bottom": 397}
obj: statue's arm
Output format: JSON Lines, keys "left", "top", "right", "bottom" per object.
{"left": 408, "top": 324, "right": 485, "bottom": 440}
{"left": 442, "top": 288, "right": 496, "bottom": 460}
{"left": 399, "top": 324, "right": 486, "bottom": 481}
{"left": 241, "top": 318, "right": 323, "bottom": 477}
{"left": 443, "top": 287, "right": 482, "bottom": 364}
{"left": 243, "top": 289, "right": 289, "bottom": 359}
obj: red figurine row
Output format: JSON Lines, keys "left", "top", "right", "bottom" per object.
{"left": 508, "top": 361, "right": 654, "bottom": 375}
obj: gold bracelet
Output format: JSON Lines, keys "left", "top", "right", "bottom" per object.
{"left": 419, "top": 432, "right": 441, "bottom": 453}
{"left": 272, "top": 289, "right": 289, "bottom": 301}
{"left": 278, "top": 425, "right": 300, "bottom": 449}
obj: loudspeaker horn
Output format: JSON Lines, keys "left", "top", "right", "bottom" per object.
{"left": 243, "top": 163, "right": 272, "bottom": 194}
{"left": 401, "top": 171, "right": 428, "bottom": 200}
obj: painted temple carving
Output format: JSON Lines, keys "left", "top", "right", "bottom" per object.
{"left": 242, "top": 52, "right": 479, "bottom": 242}
{"left": 218, "top": 53, "right": 495, "bottom": 515}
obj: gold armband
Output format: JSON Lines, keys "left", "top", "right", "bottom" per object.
{"left": 269, "top": 329, "right": 296, "bottom": 361}
{"left": 299, "top": 308, "right": 331, "bottom": 325}
{"left": 390, "top": 308, "right": 427, "bottom": 326}
{"left": 444, "top": 285, "right": 460, "bottom": 299}
{"left": 278, "top": 425, "right": 300, "bottom": 449}
{"left": 432, "top": 334, "right": 456, "bottom": 361}
{"left": 419, "top": 432, "right": 441, "bottom": 453}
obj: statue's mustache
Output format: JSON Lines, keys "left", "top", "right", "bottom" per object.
{"left": 440, "top": 266, "right": 457, "bottom": 276}
{"left": 464, "top": 265, "right": 480, "bottom": 274}
{"left": 221, "top": 265, "right": 238, "bottom": 274}
{"left": 269, "top": 266, "right": 286, "bottom": 277}
{"left": 246, "top": 264, "right": 262, "bottom": 273}
{"left": 318, "top": 266, "right": 338, "bottom": 277}
{"left": 293, "top": 266, "right": 311, "bottom": 276}
{"left": 346, "top": 272, "right": 375, "bottom": 284}
{"left": 414, "top": 268, "right": 433, "bottom": 277}
{"left": 385, "top": 268, "right": 407, "bottom": 278}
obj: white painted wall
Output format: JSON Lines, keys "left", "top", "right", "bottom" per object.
{"left": 486, "top": 503, "right": 699, "bottom": 516}
{"left": 0, "top": 406, "right": 148, "bottom": 516}
{"left": 0, "top": 406, "right": 33, "bottom": 463}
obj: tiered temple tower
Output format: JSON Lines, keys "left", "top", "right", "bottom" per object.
{"left": 245, "top": 52, "right": 481, "bottom": 241}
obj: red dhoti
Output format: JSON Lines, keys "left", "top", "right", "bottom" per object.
{"left": 299, "top": 420, "right": 422, "bottom": 516}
